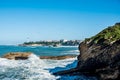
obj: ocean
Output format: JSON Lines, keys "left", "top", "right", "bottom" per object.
{"left": 0, "top": 45, "right": 96, "bottom": 80}
{"left": 0, "top": 45, "right": 79, "bottom": 56}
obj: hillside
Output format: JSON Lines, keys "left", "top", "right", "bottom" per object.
{"left": 54, "top": 23, "right": 120, "bottom": 80}
{"left": 85, "top": 23, "right": 120, "bottom": 45}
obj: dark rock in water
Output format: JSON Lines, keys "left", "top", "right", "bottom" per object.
{"left": 54, "top": 23, "right": 120, "bottom": 80}
{"left": 53, "top": 68, "right": 79, "bottom": 75}
{"left": 15, "top": 56, "right": 28, "bottom": 60}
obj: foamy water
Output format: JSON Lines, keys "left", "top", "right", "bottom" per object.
{"left": 0, "top": 54, "right": 77, "bottom": 80}
{"left": 0, "top": 54, "right": 97, "bottom": 80}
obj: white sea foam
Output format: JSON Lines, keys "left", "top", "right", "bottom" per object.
{"left": 0, "top": 54, "right": 97, "bottom": 80}
{"left": 68, "top": 50, "right": 79, "bottom": 53}
{"left": 59, "top": 46, "right": 78, "bottom": 48}
{"left": 0, "top": 54, "right": 77, "bottom": 80}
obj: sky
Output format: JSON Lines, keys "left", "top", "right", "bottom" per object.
{"left": 0, "top": 0, "right": 120, "bottom": 45}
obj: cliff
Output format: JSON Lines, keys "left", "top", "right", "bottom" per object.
{"left": 54, "top": 23, "right": 120, "bottom": 80}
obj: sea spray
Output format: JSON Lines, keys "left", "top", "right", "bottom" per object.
{"left": 0, "top": 54, "right": 58, "bottom": 80}
{"left": 0, "top": 54, "right": 97, "bottom": 80}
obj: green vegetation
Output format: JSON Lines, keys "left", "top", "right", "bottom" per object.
{"left": 85, "top": 23, "right": 120, "bottom": 45}
{"left": 23, "top": 41, "right": 60, "bottom": 46}
{"left": 22, "top": 40, "right": 81, "bottom": 46}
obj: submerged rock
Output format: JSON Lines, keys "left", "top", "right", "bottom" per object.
{"left": 54, "top": 23, "right": 120, "bottom": 80}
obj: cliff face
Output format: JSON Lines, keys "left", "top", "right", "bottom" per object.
{"left": 54, "top": 23, "right": 120, "bottom": 80}
{"left": 77, "top": 23, "right": 120, "bottom": 79}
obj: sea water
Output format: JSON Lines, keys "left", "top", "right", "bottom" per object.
{"left": 0, "top": 45, "right": 97, "bottom": 80}
{"left": 0, "top": 45, "right": 79, "bottom": 56}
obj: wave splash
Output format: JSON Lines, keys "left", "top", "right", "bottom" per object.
{"left": 0, "top": 54, "right": 77, "bottom": 80}
{"left": 0, "top": 54, "right": 58, "bottom": 80}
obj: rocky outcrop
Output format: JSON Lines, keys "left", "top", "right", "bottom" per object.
{"left": 77, "top": 39, "right": 120, "bottom": 79}
{"left": 54, "top": 23, "right": 120, "bottom": 80}
{"left": 2, "top": 52, "right": 77, "bottom": 60}
{"left": 40, "top": 55, "right": 77, "bottom": 60}
{"left": 3, "top": 52, "right": 32, "bottom": 60}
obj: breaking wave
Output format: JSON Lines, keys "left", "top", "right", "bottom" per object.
{"left": 0, "top": 54, "right": 77, "bottom": 80}
{"left": 0, "top": 54, "right": 97, "bottom": 80}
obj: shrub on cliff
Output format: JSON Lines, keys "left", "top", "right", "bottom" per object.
{"left": 85, "top": 23, "right": 120, "bottom": 45}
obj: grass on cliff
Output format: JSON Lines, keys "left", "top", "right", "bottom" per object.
{"left": 85, "top": 23, "right": 120, "bottom": 45}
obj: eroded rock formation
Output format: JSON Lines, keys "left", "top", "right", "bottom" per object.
{"left": 2, "top": 52, "right": 32, "bottom": 60}
{"left": 2, "top": 52, "right": 76, "bottom": 60}
{"left": 54, "top": 23, "right": 120, "bottom": 80}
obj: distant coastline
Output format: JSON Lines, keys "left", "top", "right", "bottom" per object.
{"left": 19, "top": 39, "right": 82, "bottom": 47}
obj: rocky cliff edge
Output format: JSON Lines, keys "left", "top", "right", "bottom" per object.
{"left": 54, "top": 23, "right": 120, "bottom": 80}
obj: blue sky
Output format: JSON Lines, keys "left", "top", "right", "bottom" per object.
{"left": 0, "top": 0, "right": 120, "bottom": 45}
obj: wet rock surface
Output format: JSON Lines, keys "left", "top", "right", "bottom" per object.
{"left": 2, "top": 52, "right": 32, "bottom": 60}
{"left": 2, "top": 52, "right": 77, "bottom": 60}
{"left": 54, "top": 23, "right": 120, "bottom": 80}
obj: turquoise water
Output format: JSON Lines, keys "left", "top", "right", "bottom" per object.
{"left": 0, "top": 45, "right": 97, "bottom": 80}
{"left": 0, "top": 45, "right": 79, "bottom": 56}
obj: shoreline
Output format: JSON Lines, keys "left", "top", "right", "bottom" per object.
{"left": 18, "top": 44, "right": 79, "bottom": 47}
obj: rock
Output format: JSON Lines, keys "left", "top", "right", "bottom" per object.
{"left": 53, "top": 68, "right": 79, "bottom": 75}
{"left": 77, "top": 23, "right": 120, "bottom": 79}
{"left": 77, "top": 39, "right": 120, "bottom": 79}
{"left": 40, "top": 55, "right": 77, "bottom": 60}
{"left": 2, "top": 52, "right": 32, "bottom": 60}
{"left": 54, "top": 23, "right": 120, "bottom": 80}
{"left": 2, "top": 52, "right": 77, "bottom": 60}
